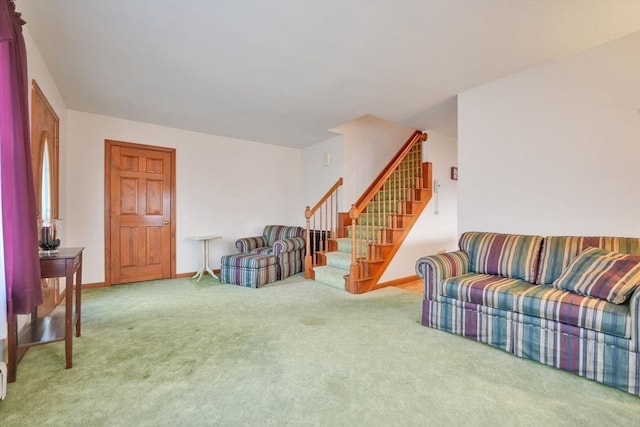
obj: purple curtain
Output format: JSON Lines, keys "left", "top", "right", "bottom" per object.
{"left": 0, "top": 0, "right": 42, "bottom": 316}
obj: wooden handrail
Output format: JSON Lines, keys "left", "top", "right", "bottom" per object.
{"left": 305, "top": 177, "right": 344, "bottom": 218}
{"left": 352, "top": 131, "right": 427, "bottom": 218}
{"left": 346, "top": 130, "right": 427, "bottom": 293}
{"left": 304, "top": 177, "right": 343, "bottom": 279}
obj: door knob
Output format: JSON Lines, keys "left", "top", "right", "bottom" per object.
{"left": 163, "top": 220, "right": 169, "bottom": 225}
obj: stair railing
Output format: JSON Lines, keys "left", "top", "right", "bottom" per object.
{"left": 347, "top": 131, "right": 427, "bottom": 292}
{"left": 304, "top": 177, "right": 343, "bottom": 279}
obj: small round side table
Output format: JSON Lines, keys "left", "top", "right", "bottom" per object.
{"left": 191, "top": 235, "right": 222, "bottom": 281}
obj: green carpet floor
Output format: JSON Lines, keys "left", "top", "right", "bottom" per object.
{"left": 1, "top": 275, "right": 638, "bottom": 426}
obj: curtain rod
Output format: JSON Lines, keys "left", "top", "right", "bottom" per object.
{"left": 9, "top": 0, "right": 26, "bottom": 25}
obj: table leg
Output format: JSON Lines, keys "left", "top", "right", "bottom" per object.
{"left": 192, "top": 238, "right": 219, "bottom": 281}
{"left": 204, "top": 239, "right": 218, "bottom": 279}
{"left": 65, "top": 262, "right": 73, "bottom": 369}
{"left": 75, "top": 252, "right": 83, "bottom": 337}
{"left": 192, "top": 239, "right": 207, "bottom": 281}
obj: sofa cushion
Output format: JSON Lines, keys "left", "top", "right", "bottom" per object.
{"left": 551, "top": 247, "right": 640, "bottom": 304}
{"left": 459, "top": 232, "right": 543, "bottom": 283}
{"left": 536, "top": 236, "right": 640, "bottom": 285}
{"left": 515, "top": 285, "right": 630, "bottom": 338}
{"left": 442, "top": 273, "right": 534, "bottom": 312}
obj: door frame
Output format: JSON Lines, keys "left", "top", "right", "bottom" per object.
{"left": 31, "top": 79, "right": 61, "bottom": 315}
{"left": 104, "top": 139, "right": 177, "bottom": 286}
{"left": 31, "top": 79, "right": 60, "bottom": 220}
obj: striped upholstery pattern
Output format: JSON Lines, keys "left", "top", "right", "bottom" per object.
{"left": 263, "top": 225, "right": 304, "bottom": 246}
{"left": 221, "top": 253, "right": 276, "bottom": 269}
{"left": 415, "top": 251, "right": 469, "bottom": 300}
{"left": 418, "top": 232, "right": 640, "bottom": 396}
{"left": 416, "top": 251, "right": 469, "bottom": 279}
{"left": 235, "top": 226, "right": 306, "bottom": 280}
{"left": 515, "top": 285, "right": 630, "bottom": 338}
{"left": 250, "top": 247, "right": 273, "bottom": 256}
{"left": 220, "top": 254, "right": 278, "bottom": 288}
{"left": 513, "top": 312, "right": 632, "bottom": 352}
{"left": 552, "top": 247, "right": 640, "bottom": 304}
{"left": 513, "top": 313, "right": 639, "bottom": 396}
{"left": 278, "top": 250, "right": 303, "bottom": 279}
{"left": 442, "top": 273, "right": 534, "bottom": 311}
{"left": 423, "top": 297, "right": 514, "bottom": 352}
{"left": 459, "top": 232, "right": 543, "bottom": 283}
{"left": 236, "top": 236, "right": 267, "bottom": 253}
{"left": 273, "top": 236, "right": 305, "bottom": 255}
{"left": 247, "top": 238, "right": 305, "bottom": 280}
{"left": 536, "top": 236, "right": 640, "bottom": 285}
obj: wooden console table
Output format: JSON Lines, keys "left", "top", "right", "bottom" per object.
{"left": 7, "top": 247, "right": 84, "bottom": 382}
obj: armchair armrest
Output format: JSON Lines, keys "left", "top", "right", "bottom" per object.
{"left": 272, "top": 237, "right": 306, "bottom": 257}
{"left": 630, "top": 286, "right": 640, "bottom": 352}
{"left": 415, "top": 251, "right": 469, "bottom": 300}
{"left": 236, "top": 236, "right": 267, "bottom": 253}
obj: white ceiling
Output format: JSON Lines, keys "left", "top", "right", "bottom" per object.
{"left": 17, "top": 0, "right": 640, "bottom": 148}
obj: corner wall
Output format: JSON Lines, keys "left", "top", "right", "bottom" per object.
{"left": 334, "top": 115, "right": 415, "bottom": 210}
{"left": 458, "top": 32, "right": 640, "bottom": 237}
{"left": 66, "top": 111, "right": 302, "bottom": 284}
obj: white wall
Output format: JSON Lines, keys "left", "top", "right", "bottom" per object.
{"left": 300, "top": 134, "right": 344, "bottom": 212}
{"left": 333, "top": 115, "right": 415, "bottom": 210}
{"left": 458, "top": 32, "right": 640, "bottom": 237}
{"left": 66, "top": 111, "right": 302, "bottom": 284}
{"left": 381, "top": 130, "right": 458, "bottom": 281}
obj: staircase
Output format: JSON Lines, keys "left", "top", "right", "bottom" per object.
{"left": 305, "top": 131, "right": 432, "bottom": 294}
{"left": 313, "top": 236, "right": 354, "bottom": 290}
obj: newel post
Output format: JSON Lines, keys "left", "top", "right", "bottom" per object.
{"left": 346, "top": 204, "right": 359, "bottom": 293}
{"left": 304, "top": 206, "right": 313, "bottom": 279}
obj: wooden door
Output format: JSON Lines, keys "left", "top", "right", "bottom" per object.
{"left": 105, "top": 140, "right": 176, "bottom": 285}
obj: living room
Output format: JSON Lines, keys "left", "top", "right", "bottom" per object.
{"left": 1, "top": 1, "right": 639, "bottom": 424}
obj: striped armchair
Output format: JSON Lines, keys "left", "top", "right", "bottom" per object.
{"left": 236, "top": 225, "right": 305, "bottom": 280}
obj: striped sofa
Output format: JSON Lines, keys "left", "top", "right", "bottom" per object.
{"left": 416, "top": 232, "right": 640, "bottom": 396}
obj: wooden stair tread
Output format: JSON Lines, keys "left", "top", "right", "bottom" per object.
{"left": 371, "top": 242, "right": 394, "bottom": 248}
{"left": 360, "top": 258, "right": 384, "bottom": 264}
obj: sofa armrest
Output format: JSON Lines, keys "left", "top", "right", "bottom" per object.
{"left": 236, "top": 236, "right": 267, "bottom": 253}
{"left": 630, "top": 286, "right": 640, "bottom": 352}
{"left": 415, "top": 251, "right": 470, "bottom": 300}
{"left": 272, "top": 237, "right": 306, "bottom": 257}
